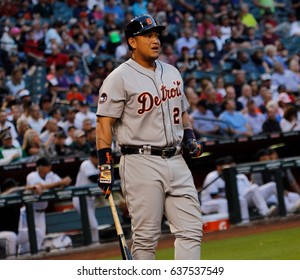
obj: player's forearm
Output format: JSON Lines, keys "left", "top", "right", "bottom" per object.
{"left": 96, "top": 116, "right": 116, "bottom": 149}
{"left": 182, "top": 111, "right": 193, "bottom": 130}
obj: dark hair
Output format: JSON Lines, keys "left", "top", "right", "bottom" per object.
{"left": 36, "top": 157, "right": 51, "bottom": 166}
{"left": 216, "top": 156, "right": 234, "bottom": 165}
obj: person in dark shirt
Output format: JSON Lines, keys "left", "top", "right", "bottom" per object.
{"left": 261, "top": 106, "right": 282, "bottom": 134}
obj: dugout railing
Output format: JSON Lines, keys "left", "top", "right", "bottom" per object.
{"left": 222, "top": 156, "right": 300, "bottom": 224}
{"left": 0, "top": 182, "right": 124, "bottom": 257}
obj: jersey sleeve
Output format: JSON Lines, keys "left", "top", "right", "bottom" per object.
{"left": 96, "top": 69, "right": 126, "bottom": 118}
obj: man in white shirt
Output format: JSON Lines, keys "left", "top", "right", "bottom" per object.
{"left": 72, "top": 149, "right": 100, "bottom": 244}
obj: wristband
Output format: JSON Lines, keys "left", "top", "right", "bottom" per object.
{"left": 183, "top": 128, "right": 196, "bottom": 144}
{"left": 97, "top": 148, "right": 112, "bottom": 166}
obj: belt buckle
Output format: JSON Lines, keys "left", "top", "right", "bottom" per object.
{"left": 161, "top": 149, "right": 167, "bottom": 159}
{"left": 161, "top": 147, "right": 173, "bottom": 159}
{"left": 138, "top": 148, "right": 144, "bottom": 154}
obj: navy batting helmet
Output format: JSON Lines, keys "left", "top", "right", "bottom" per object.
{"left": 124, "top": 14, "right": 165, "bottom": 49}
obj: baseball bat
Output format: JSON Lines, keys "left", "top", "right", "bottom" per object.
{"left": 108, "top": 194, "right": 133, "bottom": 260}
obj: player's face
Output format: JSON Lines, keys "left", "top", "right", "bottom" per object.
{"left": 131, "top": 31, "right": 161, "bottom": 64}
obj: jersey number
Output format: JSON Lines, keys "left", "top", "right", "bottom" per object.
{"left": 173, "top": 107, "right": 180, "bottom": 124}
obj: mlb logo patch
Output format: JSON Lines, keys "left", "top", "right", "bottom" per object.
{"left": 99, "top": 93, "right": 108, "bottom": 103}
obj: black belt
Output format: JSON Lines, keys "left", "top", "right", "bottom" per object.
{"left": 35, "top": 209, "right": 46, "bottom": 212}
{"left": 121, "top": 146, "right": 179, "bottom": 159}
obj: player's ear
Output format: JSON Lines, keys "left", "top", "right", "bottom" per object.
{"left": 128, "top": 37, "right": 136, "bottom": 50}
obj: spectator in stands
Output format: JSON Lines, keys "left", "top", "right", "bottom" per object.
{"left": 237, "top": 84, "right": 253, "bottom": 110}
{"left": 72, "top": 149, "right": 100, "bottom": 244}
{"left": 18, "top": 157, "right": 72, "bottom": 253}
{"left": 73, "top": 33, "right": 92, "bottom": 57}
{"left": 32, "top": 0, "right": 54, "bottom": 19}
{"left": 39, "top": 118, "right": 59, "bottom": 145}
{"left": 103, "top": 13, "right": 122, "bottom": 55}
{"left": 292, "top": 0, "right": 300, "bottom": 21}
{"left": 0, "top": 26, "right": 20, "bottom": 54}
{"left": 231, "top": 50, "right": 257, "bottom": 76}
{"left": 263, "top": 44, "right": 286, "bottom": 70}
{"left": 0, "top": 130, "right": 25, "bottom": 165}
{"left": 240, "top": 3, "right": 259, "bottom": 30}
{"left": 202, "top": 39, "right": 222, "bottom": 66}
{"left": 159, "top": 43, "right": 178, "bottom": 66}
{"left": 279, "top": 105, "right": 300, "bottom": 132}
{"left": 5, "top": 68, "right": 26, "bottom": 97}
{"left": 0, "top": 109, "right": 18, "bottom": 141}
{"left": 0, "top": 178, "right": 43, "bottom": 258}
{"left": 251, "top": 148, "right": 300, "bottom": 213}
{"left": 66, "top": 83, "right": 85, "bottom": 103}
{"left": 250, "top": 48, "right": 270, "bottom": 74}
{"left": 243, "top": 26, "right": 264, "bottom": 49}
{"left": 45, "top": 43, "right": 70, "bottom": 68}
{"left": 26, "top": 104, "right": 46, "bottom": 134}
{"left": 49, "top": 130, "right": 74, "bottom": 157}
{"left": 191, "top": 99, "right": 220, "bottom": 140}
{"left": 215, "top": 75, "right": 226, "bottom": 98}
{"left": 262, "top": 23, "right": 280, "bottom": 46}
{"left": 70, "top": 129, "right": 93, "bottom": 155}
{"left": 74, "top": 101, "right": 96, "bottom": 130}
{"left": 175, "top": 28, "right": 198, "bottom": 56}
{"left": 104, "top": 0, "right": 125, "bottom": 24}
{"left": 277, "top": 92, "right": 293, "bottom": 117}
{"left": 15, "top": 118, "right": 29, "bottom": 147}
{"left": 88, "top": 27, "right": 107, "bottom": 55}
{"left": 261, "top": 105, "right": 282, "bottom": 134}
{"left": 223, "top": 84, "right": 243, "bottom": 112}
{"left": 86, "top": 127, "right": 96, "bottom": 149}
{"left": 288, "top": 11, "right": 300, "bottom": 37}
{"left": 185, "top": 86, "right": 199, "bottom": 115}
{"left": 253, "top": 0, "right": 284, "bottom": 17}
{"left": 192, "top": 47, "right": 214, "bottom": 72}
{"left": 65, "top": 125, "right": 76, "bottom": 146}
{"left": 44, "top": 20, "right": 64, "bottom": 55}
{"left": 233, "top": 71, "right": 247, "bottom": 98}
{"left": 64, "top": 61, "right": 86, "bottom": 88}
{"left": 22, "top": 128, "right": 53, "bottom": 159}
{"left": 201, "top": 155, "right": 277, "bottom": 223}
{"left": 244, "top": 99, "right": 266, "bottom": 135}
{"left": 218, "top": 99, "right": 253, "bottom": 137}
{"left": 175, "top": 46, "right": 195, "bottom": 73}
{"left": 271, "top": 62, "right": 300, "bottom": 95}
{"left": 62, "top": 106, "right": 78, "bottom": 135}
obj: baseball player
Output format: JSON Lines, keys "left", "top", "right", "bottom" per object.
{"left": 96, "top": 14, "right": 203, "bottom": 260}
{"left": 19, "top": 157, "right": 72, "bottom": 253}
{"left": 201, "top": 156, "right": 277, "bottom": 223}
{"left": 72, "top": 149, "right": 100, "bottom": 244}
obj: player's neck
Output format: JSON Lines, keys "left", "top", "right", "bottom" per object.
{"left": 132, "top": 55, "right": 156, "bottom": 71}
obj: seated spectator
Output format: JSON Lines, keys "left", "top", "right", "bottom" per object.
{"left": 159, "top": 43, "right": 178, "bottom": 67}
{"left": 277, "top": 92, "right": 294, "bottom": 117}
{"left": 15, "top": 118, "right": 30, "bottom": 147}
{"left": 26, "top": 104, "right": 47, "bottom": 134}
{"left": 237, "top": 84, "right": 254, "bottom": 110}
{"left": 244, "top": 99, "right": 266, "bottom": 135}
{"left": 191, "top": 99, "right": 220, "bottom": 140}
{"left": 240, "top": 3, "right": 259, "bottom": 29}
{"left": 257, "top": 85, "right": 272, "bottom": 113}
{"left": 262, "top": 23, "right": 280, "bottom": 46}
{"left": 223, "top": 85, "right": 243, "bottom": 112}
{"left": 271, "top": 62, "right": 300, "bottom": 95}
{"left": 48, "top": 130, "right": 74, "bottom": 157}
{"left": 231, "top": 50, "right": 257, "bottom": 75}
{"left": 0, "top": 109, "right": 18, "bottom": 142}
{"left": 22, "top": 128, "right": 53, "bottom": 159}
{"left": 62, "top": 107, "right": 78, "bottom": 135}
{"left": 5, "top": 68, "right": 26, "bottom": 97}
{"left": 251, "top": 49, "right": 270, "bottom": 74}
{"left": 175, "top": 28, "right": 198, "bottom": 56}
{"left": 70, "top": 130, "right": 93, "bottom": 155}
{"left": 73, "top": 33, "right": 92, "bottom": 57}
{"left": 0, "top": 130, "right": 25, "bottom": 165}
{"left": 65, "top": 125, "right": 77, "bottom": 146}
{"left": 288, "top": 11, "right": 300, "bottom": 37}
{"left": 175, "top": 46, "right": 196, "bottom": 74}
{"left": 74, "top": 101, "right": 96, "bottom": 130}
{"left": 263, "top": 44, "right": 286, "bottom": 70}
{"left": 80, "top": 83, "right": 94, "bottom": 105}
{"left": 86, "top": 127, "right": 96, "bottom": 149}
{"left": 39, "top": 118, "right": 59, "bottom": 145}
{"left": 218, "top": 99, "right": 253, "bottom": 137}
{"left": 197, "top": 14, "right": 217, "bottom": 41}
{"left": 242, "top": 26, "right": 264, "bottom": 49}
{"left": 45, "top": 43, "right": 70, "bottom": 68}
{"left": 279, "top": 105, "right": 300, "bottom": 132}
{"left": 261, "top": 106, "right": 282, "bottom": 134}
{"left": 66, "top": 83, "right": 85, "bottom": 103}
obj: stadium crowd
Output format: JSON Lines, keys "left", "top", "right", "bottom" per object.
{"left": 1, "top": 0, "right": 300, "bottom": 258}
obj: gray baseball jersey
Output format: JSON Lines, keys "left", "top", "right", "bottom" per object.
{"left": 96, "top": 58, "right": 189, "bottom": 147}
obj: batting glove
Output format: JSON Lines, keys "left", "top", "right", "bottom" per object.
{"left": 97, "top": 148, "right": 114, "bottom": 199}
{"left": 183, "top": 129, "right": 203, "bottom": 158}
